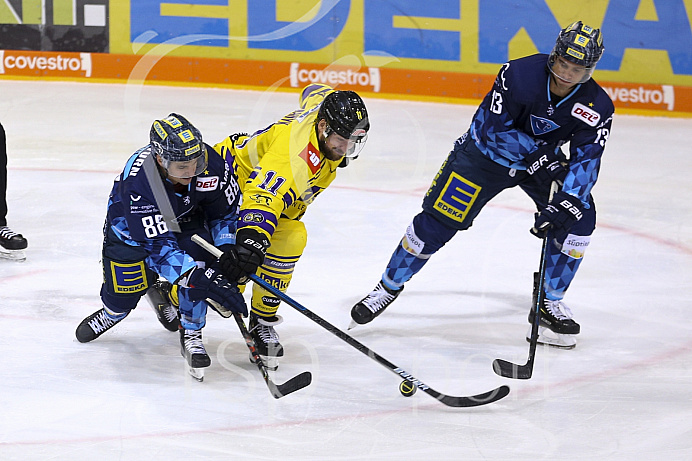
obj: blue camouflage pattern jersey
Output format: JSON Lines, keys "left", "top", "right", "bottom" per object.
{"left": 470, "top": 53, "right": 614, "bottom": 206}
{"left": 105, "top": 143, "right": 241, "bottom": 283}
{"left": 379, "top": 52, "right": 615, "bottom": 305}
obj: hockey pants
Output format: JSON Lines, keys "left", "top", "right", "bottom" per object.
{"left": 382, "top": 135, "right": 596, "bottom": 301}
{"left": 100, "top": 220, "right": 216, "bottom": 330}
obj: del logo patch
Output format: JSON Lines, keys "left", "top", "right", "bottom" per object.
{"left": 299, "top": 143, "right": 321, "bottom": 174}
{"left": 530, "top": 115, "right": 560, "bottom": 136}
{"left": 571, "top": 103, "right": 600, "bottom": 127}
{"left": 196, "top": 176, "right": 219, "bottom": 191}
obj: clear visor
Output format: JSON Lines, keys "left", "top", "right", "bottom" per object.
{"left": 326, "top": 127, "right": 368, "bottom": 159}
{"left": 548, "top": 54, "right": 595, "bottom": 85}
{"left": 160, "top": 147, "right": 208, "bottom": 179}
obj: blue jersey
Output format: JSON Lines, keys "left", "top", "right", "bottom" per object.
{"left": 469, "top": 54, "right": 614, "bottom": 205}
{"left": 105, "top": 143, "right": 241, "bottom": 283}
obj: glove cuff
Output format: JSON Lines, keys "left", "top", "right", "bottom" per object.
{"left": 236, "top": 228, "right": 270, "bottom": 256}
{"left": 551, "top": 190, "right": 584, "bottom": 221}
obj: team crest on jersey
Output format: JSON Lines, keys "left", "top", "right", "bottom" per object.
{"left": 196, "top": 176, "right": 219, "bottom": 191}
{"left": 299, "top": 143, "right": 321, "bottom": 174}
{"left": 571, "top": 103, "right": 601, "bottom": 127}
{"left": 530, "top": 115, "right": 560, "bottom": 136}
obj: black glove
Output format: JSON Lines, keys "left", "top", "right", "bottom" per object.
{"left": 180, "top": 266, "right": 248, "bottom": 316}
{"left": 218, "top": 228, "right": 269, "bottom": 283}
{"left": 525, "top": 145, "right": 568, "bottom": 186}
{"left": 531, "top": 191, "right": 584, "bottom": 239}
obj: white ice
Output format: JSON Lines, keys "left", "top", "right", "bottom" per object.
{"left": 1, "top": 80, "right": 691, "bottom": 460}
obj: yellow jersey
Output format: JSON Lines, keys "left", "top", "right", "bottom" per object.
{"left": 214, "top": 84, "right": 341, "bottom": 241}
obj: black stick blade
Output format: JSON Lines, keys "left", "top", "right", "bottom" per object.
{"left": 492, "top": 359, "right": 533, "bottom": 379}
{"left": 268, "top": 371, "right": 313, "bottom": 399}
{"left": 436, "top": 385, "right": 510, "bottom": 407}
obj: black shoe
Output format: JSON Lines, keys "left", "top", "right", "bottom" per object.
{"left": 528, "top": 298, "right": 580, "bottom": 335}
{"left": 76, "top": 307, "right": 127, "bottom": 343}
{"left": 249, "top": 314, "right": 284, "bottom": 357}
{"left": 350, "top": 281, "right": 402, "bottom": 325}
{"left": 248, "top": 314, "right": 284, "bottom": 370}
{"left": 0, "top": 226, "right": 27, "bottom": 250}
{"left": 180, "top": 328, "right": 211, "bottom": 368}
{"left": 146, "top": 280, "right": 180, "bottom": 332}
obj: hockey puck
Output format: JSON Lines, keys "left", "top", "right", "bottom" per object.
{"left": 399, "top": 379, "right": 417, "bottom": 397}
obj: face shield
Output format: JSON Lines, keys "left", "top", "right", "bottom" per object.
{"left": 548, "top": 53, "right": 595, "bottom": 85}
{"left": 324, "top": 126, "right": 369, "bottom": 159}
{"left": 158, "top": 144, "right": 208, "bottom": 179}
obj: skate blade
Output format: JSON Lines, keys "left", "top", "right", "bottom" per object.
{"left": 249, "top": 352, "right": 279, "bottom": 371}
{"left": 527, "top": 326, "right": 577, "bottom": 349}
{"left": 187, "top": 365, "right": 205, "bottom": 381}
{"left": 0, "top": 248, "right": 26, "bottom": 261}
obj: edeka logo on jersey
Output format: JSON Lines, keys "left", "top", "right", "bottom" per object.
{"left": 434, "top": 172, "right": 481, "bottom": 224}
{"left": 0, "top": 50, "right": 92, "bottom": 77}
{"left": 290, "top": 63, "right": 381, "bottom": 92}
{"left": 110, "top": 261, "right": 148, "bottom": 294}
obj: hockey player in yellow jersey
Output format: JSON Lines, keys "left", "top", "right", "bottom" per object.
{"left": 214, "top": 83, "right": 370, "bottom": 369}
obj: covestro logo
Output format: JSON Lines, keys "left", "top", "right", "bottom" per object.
{"left": 0, "top": 51, "right": 92, "bottom": 77}
{"left": 602, "top": 84, "right": 674, "bottom": 111}
{"left": 290, "top": 62, "right": 381, "bottom": 92}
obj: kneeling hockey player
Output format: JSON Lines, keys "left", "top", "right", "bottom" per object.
{"left": 76, "top": 113, "right": 247, "bottom": 379}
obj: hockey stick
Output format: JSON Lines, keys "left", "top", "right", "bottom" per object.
{"left": 492, "top": 181, "right": 558, "bottom": 379}
{"left": 232, "top": 311, "right": 312, "bottom": 399}
{"left": 191, "top": 235, "right": 510, "bottom": 407}
{"left": 191, "top": 236, "right": 312, "bottom": 399}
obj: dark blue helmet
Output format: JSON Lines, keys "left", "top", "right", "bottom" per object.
{"left": 548, "top": 21, "right": 604, "bottom": 84}
{"left": 150, "top": 113, "right": 207, "bottom": 178}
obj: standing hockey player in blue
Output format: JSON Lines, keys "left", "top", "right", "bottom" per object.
{"left": 76, "top": 113, "right": 247, "bottom": 379}
{"left": 351, "top": 21, "right": 614, "bottom": 349}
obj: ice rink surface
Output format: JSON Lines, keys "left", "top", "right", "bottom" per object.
{"left": 1, "top": 80, "right": 691, "bottom": 460}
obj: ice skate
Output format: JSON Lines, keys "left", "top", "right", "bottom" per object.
{"left": 0, "top": 226, "right": 27, "bottom": 261}
{"left": 248, "top": 313, "right": 284, "bottom": 371}
{"left": 180, "top": 328, "right": 211, "bottom": 381}
{"left": 528, "top": 298, "right": 580, "bottom": 349}
{"left": 145, "top": 280, "right": 180, "bottom": 331}
{"left": 76, "top": 306, "right": 128, "bottom": 343}
{"left": 349, "top": 281, "right": 402, "bottom": 329}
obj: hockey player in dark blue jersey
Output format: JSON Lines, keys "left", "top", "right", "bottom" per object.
{"left": 351, "top": 21, "right": 614, "bottom": 349}
{"left": 76, "top": 113, "right": 247, "bottom": 379}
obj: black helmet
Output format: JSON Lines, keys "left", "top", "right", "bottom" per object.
{"left": 548, "top": 21, "right": 604, "bottom": 84}
{"left": 150, "top": 113, "right": 207, "bottom": 178}
{"left": 319, "top": 90, "right": 370, "bottom": 141}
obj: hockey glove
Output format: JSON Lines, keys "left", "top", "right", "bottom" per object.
{"left": 218, "top": 228, "right": 269, "bottom": 283}
{"left": 179, "top": 266, "right": 248, "bottom": 316}
{"left": 531, "top": 191, "right": 584, "bottom": 239}
{"left": 525, "top": 145, "right": 568, "bottom": 186}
